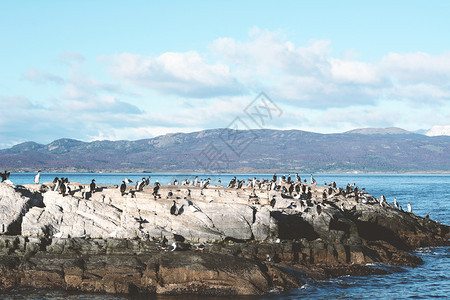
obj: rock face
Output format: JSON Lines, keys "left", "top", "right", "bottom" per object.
{"left": 0, "top": 237, "right": 302, "bottom": 295}
{"left": 0, "top": 184, "right": 42, "bottom": 235}
{"left": 19, "top": 184, "right": 279, "bottom": 242}
{"left": 0, "top": 181, "right": 449, "bottom": 295}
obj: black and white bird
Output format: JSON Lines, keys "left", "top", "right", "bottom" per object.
{"left": 120, "top": 181, "right": 127, "bottom": 196}
{"left": 202, "top": 178, "right": 211, "bottom": 189}
{"left": 170, "top": 242, "right": 177, "bottom": 252}
{"left": 407, "top": 202, "right": 412, "bottom": 213}
{"left": 270, "top": 197, "right": 276, "bottom": 208}
{"left": 64, "top": 179, "right": 71, "bottom": 195}
{"left": 136, "top": 180, "right": 145, "bottom": 191}
{"left": 53, "top": 177, "right": 61, "bottom": 192}
{"left": 90, "top": 179, "right": 96, "bottom": 193}
{"left": 153, "top": 181, "right": 161, "bottom": 197}
{"left": 60, "top": 180, "right": 66, "bottom": 196}
{"left": 170, "top": 200, "right": 177, "bottom": 215}
{"left": 394, "top": 197, "right": 399, "bottom": 209}
{"left": 125, "top": 177, "right": 132, "bottom": 184}
{"left": 34, "top": 170, "right": 41, "bottom": 184}
{"left": 316, "top": 204, "right": 322, "bottom": 215}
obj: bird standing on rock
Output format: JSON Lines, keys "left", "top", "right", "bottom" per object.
{"left": 316, "top": 204, "right": 322, "bottom": 215}
{"left": 270, "top": 196, "right": 276, "bottom": 208}
{"left": 0, "top": 170, "right": 10, "bottom": 182}
{"left": 60, "top": 180, "right": 66, "bottom": 196}
{"left": 90, "top": 179, "right": 96, "bottom": 193}
{"left": 153, "top": 181, "right": 161, "bottom": 198}
{"left": 34, "top": 170, "right": 41, "bottom": 184}
{"left": 135, "top": 180, "right": 140, "bottom": 191}
{"left": 170, "top": 200, "right": 177, "bottom": 215}
{"left": 407, "top": 202, "right": 412, "bottom": 213}
{"left": 170, "top": 242, "right": 177, "bottom": 252}
{"left": 120, "top": 181, "right": 126, "bottom": 196}
{"left": 53, "top": 177, "right": 60, "bottom": 192}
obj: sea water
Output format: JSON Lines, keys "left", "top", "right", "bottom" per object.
{"left": 1, "top": 173, "right": 449, "bottom": 299}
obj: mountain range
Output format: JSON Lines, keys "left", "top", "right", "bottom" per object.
{"left": 0, "top": 127, "right": 449, "bottom": 173}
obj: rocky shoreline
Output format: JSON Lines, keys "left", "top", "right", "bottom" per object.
{"left": 0, "top": 178, "right": 448, "bottom": 295}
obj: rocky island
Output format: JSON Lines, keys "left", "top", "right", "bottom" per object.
{"left": 0, "top": 176, "right": 449, "bottom": 296}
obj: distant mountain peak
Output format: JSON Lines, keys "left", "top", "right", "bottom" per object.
{"left": 344, "top": 127, "right": 413, "bottom": 135}
{"left": 1, "top": 127, "right": 448, "bottom": 173}
{"left": 10, "top": 141, "right": 44, "bottom": 152}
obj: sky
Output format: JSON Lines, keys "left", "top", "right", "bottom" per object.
{"left": 1, "top": 0, "right": 449, "bottom": 148}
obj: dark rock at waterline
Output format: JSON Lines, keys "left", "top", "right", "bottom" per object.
{"left": 0, "top": 239, "right": 302, "bottom": 295}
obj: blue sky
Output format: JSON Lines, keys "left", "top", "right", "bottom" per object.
{"left": 1, "top": 0, "right": 449, "bottom": 148}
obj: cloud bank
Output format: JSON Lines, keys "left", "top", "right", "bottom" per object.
{"left": 1, "top": 29, "right": 449, "bottom": 148}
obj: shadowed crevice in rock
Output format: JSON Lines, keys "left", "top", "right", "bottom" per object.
{"left": 270, "top": 211, "right": 319, "bottom": 240}
{"left": 354, "top": 220, "right": 408, "bottom": 250}
{"left": 329, "top": 218, "right": 351, "bottom": 234}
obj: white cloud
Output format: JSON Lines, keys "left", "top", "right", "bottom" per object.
{"left": 60, "top": 69, "right": 136, "bottom": 100}
{"left": 380, "top": 51, "right": 450, "bottom": 84}
{"left": 103, "top": 51, "right": 244, "bottom": 98}
{"left": 329, "top": 59, "right": 379, "bottom": 84}
{"left": 214, "top": 29, "right": 450, "bottom": 109}
{"left": 21, "top": 68, "right": 65, "bottom": 85}
{"left": 0, "top": 93, "right": 145, "bottom": 148}
{"left": 212, "top": 29, "right": 331, "bottom": 77}
{"left": 387, "top": 83, "right": 450, "bottom": 101}
{"left": 0, "top": 95, "right": 37, "bottom": 110}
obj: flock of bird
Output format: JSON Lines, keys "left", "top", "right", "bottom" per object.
{"left": 5, "top": 170, "right": 418, "bottom": 216}
{"left": 2, "top": 169, "right": 427, "bottom": 247}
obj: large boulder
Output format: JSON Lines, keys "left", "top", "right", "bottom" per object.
{"left": 22, "top": 191, "right": 122, "bottom": 238}
{"left": 0, "top": 183, "right": 41, "bottom": 235}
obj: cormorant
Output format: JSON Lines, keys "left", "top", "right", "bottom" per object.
{"left": 120, "top": 181, "right": 126, "bottom": 196}
{"left": 170, "top": 200, "right": 177, "bottom": 215}
{"left": 90, "top": 179, "right": 96, "bottom": 193}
